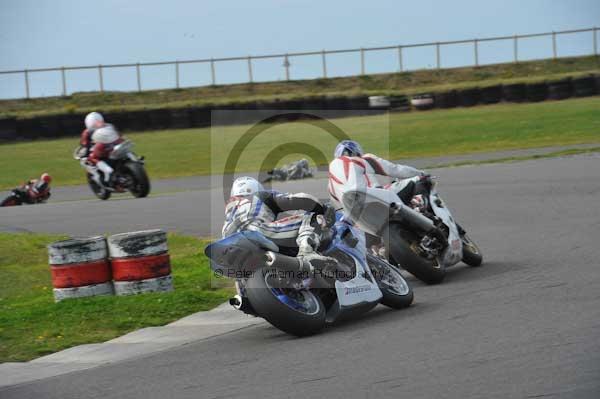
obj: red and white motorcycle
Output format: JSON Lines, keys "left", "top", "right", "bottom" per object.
{"left": 330, "top": 168, "right": 483, "bottom": 284}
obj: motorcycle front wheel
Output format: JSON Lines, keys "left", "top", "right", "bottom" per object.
{"left": 461, "top": 233, "right": 483, "bottom": 267}
{"left": 87, "top": 175, "right": 111, "bottom": 200}
{"left": 245, "top": 266, "right": 327, "bottom": 337}
{"left": 367, "top": 253, "right": 414, "bottom": 309}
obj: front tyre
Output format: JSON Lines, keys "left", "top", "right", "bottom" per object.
{"left": 367, "top": 254, "right": 414, "bottom": 309}
{"left": 461, "top": 233, "right": 483, "bottom": 267}
{"left": 87, "top": 174, "right": 111, "bottom": 200}
{"left": 1, "top": 194, "right": 20, "bottom": 207}
{"left": 245, "top": 266, "right": 326, "bottom": 337}
{"left": 124, "top": 162, "right": 150, "bottom": 198}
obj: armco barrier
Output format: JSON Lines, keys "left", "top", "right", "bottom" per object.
{"left": 48, "top": 236, "right": 113, "bottom": 302}
{"left": 107, "top": 230, "right": 173, "bottom": 296}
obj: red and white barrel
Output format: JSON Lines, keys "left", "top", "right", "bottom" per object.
{"left": 48, "top": 236, "right": 113, "bottom": 302}
{"left": 108, "top": 230, "right": 173, "bottom": 296}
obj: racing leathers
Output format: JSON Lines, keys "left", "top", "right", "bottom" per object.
{"left": 222, "top": 191, "right": 333, "bottom": 259}
{"left": 328, "top": 153, "right": 424, "bottom": 210}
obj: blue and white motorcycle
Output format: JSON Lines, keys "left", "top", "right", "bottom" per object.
{"left": 204, "top": 213, "right": 413, "bottom": 336}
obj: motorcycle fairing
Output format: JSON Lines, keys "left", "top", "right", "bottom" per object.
{"left": 428, "top": 187, "right": 462, "bottom": 266}
{"left": 204, "top": 231, "right": 278, "bottom": 274}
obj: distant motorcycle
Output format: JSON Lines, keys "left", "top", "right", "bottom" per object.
{"left": 339, "top": 175, "right": 483, "bottom": 284}
{"left": 205, "top": 211, "right": 413, "bottom": 336}
{"left": 1, "top": 185, "right": 50, "bottom": 207}
{"left": 74, "top": 140, "right": 150, "bottom": 200}
{"left": 263, "top": 159, "right": 314, "bottom": 183}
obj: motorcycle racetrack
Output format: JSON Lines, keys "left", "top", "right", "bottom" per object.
{"left": 1, "top": 153, "right": 599, "bottom": 398}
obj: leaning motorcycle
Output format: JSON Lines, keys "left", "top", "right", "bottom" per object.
{"left": 73, "top": 140, "right": 150, "bottom": 200}
{"left": 340, "top": 175, "right": 483, "bottom": 285}
{"left": 204, "top": 212, "right": 413, "bottom": 336}
{"left": 1, "top": 187, "right": 50, "bottom": 207}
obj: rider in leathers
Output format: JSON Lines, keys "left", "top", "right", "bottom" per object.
{"left": 328, "top": 140, "right": 426, "bottom": 211}
{"left": 223, "top": 176, "right": 335, "bottom": 264}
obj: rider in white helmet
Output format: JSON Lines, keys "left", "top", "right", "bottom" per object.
{"left": 80, "top": 112, "right": 106, "bottom": 156}
{"left": 222, "top": 176, "right": 336, "bottom": 267}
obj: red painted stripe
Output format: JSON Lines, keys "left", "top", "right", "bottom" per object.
{"left": 51, "top": 259, "right": 111, "bottom": 288}
{"left": 363, "top": 155, "right": 386, "bottom": 175}
{"left": 111, "top": 253, "right": 171, "bottom": 281}
{"left": 329, "top": 172, "right": 343, "bottom": 185}
{"left": 329, "top": 188, "right": 340, "bottom": 202}
{"left": 340, "top": 156, "right": 350, "bottom": 179}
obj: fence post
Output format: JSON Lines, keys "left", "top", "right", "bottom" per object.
{"left": 513, "top": 35, "right": 519, "bottom": 63}
{"left": 436, "top": 42, "right": 441, "bottom": 69}
{"left": 594, "top": 27, "right": 598, "bottom": 56}
{"left": 321, "top": 50, "right": 327, "bottom": 78}
{"left": 136, "top": 63, "right": 142, "bottom": 92}
{"left": 247, "top": 56, "right": 253, "bottom": 83}
{"left": 360, "top": 48, "right": 365, "bottom": 75}
{"left": 397, "top": 46, "right": 403, "bottom": 72}
{"left": 24, "top": 70, "right": 30, "bottom": 99}
{"left": 61, "top": 67, "right": 67, "bottom": 96}
{"left": 175, "top": 61, "right": 180, "bottom": 89}
{"left": 552, "top": 31, "right": 557, "bottom": 59}
{"left": 283, "top": 54, "right": 290, "bottom": 81}
{"left": 474, "top": 39, "right": 479, "bottom": 67}
{"left": 210, "top": 59, "right": 216, "bottom": 85}
{"left": 98, "top": 65, "right": 104, "bottom": 93}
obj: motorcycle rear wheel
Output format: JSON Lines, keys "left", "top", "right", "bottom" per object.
{"left": 386, "top": 224, "right": 446, "bottom": 285}
{"left": 1, "top": 195, "right": 20, "bottom": 207}
{"left": 124, "top": 162, "right": 150, "bottom": 198}
{"left": 245, "top": 266, "right": 326, "bottom": 337}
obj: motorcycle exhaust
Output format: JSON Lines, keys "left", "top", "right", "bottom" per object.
{"left": 390, "top": 202, "right": 435, "bottom": 232}
{"left": 229, "top": 295, "right": 244, "bottom": 310}
{"left": 264, "top": 251, "right": 313, "bottom": 273}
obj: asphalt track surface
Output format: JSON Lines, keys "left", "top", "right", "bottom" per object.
{"left": 1, "top": 154, "right": 600, "bottom": 398}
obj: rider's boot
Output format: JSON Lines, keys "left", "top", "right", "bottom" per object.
{"left": 97, "top": 161, "right": 114, "bottom": 184}
{"left": 296, "top": 215, "right": 338, "bottom": 272}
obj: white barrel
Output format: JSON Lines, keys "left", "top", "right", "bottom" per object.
{"left": 48, "top": 236, "right": 107, "bottom": 265}
{"left": 53, "top": 281, "right": 114, "bottom": 302}
{"left": 108, "top": 230, "right": 173, "bottom": 296}
{"left": 369, "top": 96, "right": 391, "bottom": 108}
{"left": 107, "top": 230, "right": 168, "bottom": 258}
{"left": 113, "top": 275, "right": 173, "bottom": 296}
{"left": 48, "top": 236, "right": 112, "bottom": 302}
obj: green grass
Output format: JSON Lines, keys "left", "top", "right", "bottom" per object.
{"left": 0, "top": 55, "right": 598, "bottom": 118}
{"left": 0, "top": 232, "right": 233, "bottom": 362}
{"left": 1, "top": 96, "right": 599, "bottom": 190}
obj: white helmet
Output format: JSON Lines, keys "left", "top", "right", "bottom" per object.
{"left": 85, "top": 112, "right": 104, "bottom": 130}
{"left": 91, "top": 125, "right": 119, "bottom": 144}
{"left": 231, "top": 177, "right": 263, "bottom": 197}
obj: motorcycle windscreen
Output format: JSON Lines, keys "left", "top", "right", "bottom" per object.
{"left": 341, "top": 189, "right": 394, "bottom": 236}
{"left": 204, "top": 231, "right": 278, "bottom": 274}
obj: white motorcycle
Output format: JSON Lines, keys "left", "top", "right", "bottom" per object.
{"left": 339, "top": 175, "right": 483, "bottom": 284}
{"left": 73, "top": 140, "right": 150, "bottom": 200}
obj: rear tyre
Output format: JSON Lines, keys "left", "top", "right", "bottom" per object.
{"left": 461, "top": 233, "right": 483, "bottom": 267}
{"left": 367, "top": 254, "right": 413, "bottom": 309}
{"left": 386, "top": 225, "right": 446, "bottom": 285}
{"left": 1, "top": 195, "right": 20, "bottom": 207}
{"left": 245, "top": 266, "right": 326, "bottom": 337}
{"left": 87, "top": 175, "right": 111, "bottom": 200}
{"left": 124, "top": 162, "right": 150, "bottom": 198}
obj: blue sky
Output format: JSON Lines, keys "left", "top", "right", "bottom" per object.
{"left": 1, "top": 0, "right": 599, "bottom": 98}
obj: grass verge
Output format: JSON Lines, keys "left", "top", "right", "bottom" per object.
{"left": 0, "top": 232, "right": 232, "bottom": 362}
{"left": 1, "top": 96, "right": 599, "bottom": 190}
{"left": 0, "top": 55, "right": 598, "bottom": 118}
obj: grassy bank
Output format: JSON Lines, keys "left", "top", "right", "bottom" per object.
{"left": 1, "top": 96, "right": 599, "bottom": 190}
{"left": 0, "top": 233, "right": 232, "bottom": 362}
{"left": 0, "top": 56, "right": 598, "bottom": 118}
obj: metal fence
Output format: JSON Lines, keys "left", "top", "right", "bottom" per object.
{"left": 1, "top": 27, "right": 598, "bottom": 99}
